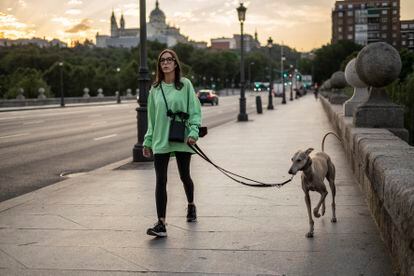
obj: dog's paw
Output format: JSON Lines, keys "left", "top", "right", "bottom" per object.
{"left": 306, "top": 232, "right": 314, "bottom": 238}
{"left": 331, "top": 218, "right": 337, "bottom": 223}
{"left": 313, "top": 210, "right": 321, "bottom": 218}
{"left": 321, "top": 208, "right": 326, "bottom": 216}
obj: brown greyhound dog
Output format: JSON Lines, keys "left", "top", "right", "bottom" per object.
{"left": 288, "top": 132, "right": 340, "bottom": 238}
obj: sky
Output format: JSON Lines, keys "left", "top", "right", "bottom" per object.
{"left": 0, "top": 0, "right": 413, "bottom": 51}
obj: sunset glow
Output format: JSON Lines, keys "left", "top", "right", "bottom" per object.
{"left": 1, "top": 0, "right": 413, "bottom": 50}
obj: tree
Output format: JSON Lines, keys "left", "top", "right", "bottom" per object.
{"left": 399, "top": 48, "right": 414, "bottom": 82}
{"left": 312, "top": 40, "right": 363, "bottom": 84}
{"left": 5, "top": 68, "right": 51, "bottom": 99}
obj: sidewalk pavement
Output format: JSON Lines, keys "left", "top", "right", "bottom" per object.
{"left": 0, "top": 95, "right": 394, "bottom": 275}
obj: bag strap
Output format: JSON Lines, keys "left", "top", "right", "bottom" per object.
{"left": 159, "top": 83, "right": 169, "bottom": 112}
{"left": 160, "top": 81, "right": 190, "bottom": 122}
{"left": 188, "top": 143, "right": 293, "bottom": 188}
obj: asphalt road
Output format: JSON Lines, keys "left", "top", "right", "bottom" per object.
{"left": 0, "top": 94, "right": 264, "bottom": 202}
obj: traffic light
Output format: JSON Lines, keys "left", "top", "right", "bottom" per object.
{"left": 283, "top": 72, "right": 288, "bottom": 78}
{"left": 295, "top": 74, "right": 302, "bottom": 81}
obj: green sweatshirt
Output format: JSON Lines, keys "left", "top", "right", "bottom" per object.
{"left": 143, "top": 77, "right": 202, "bottom": 154}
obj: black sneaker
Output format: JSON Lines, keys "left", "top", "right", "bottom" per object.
{"left": 146, "top": 221, "right": 167, "bottom": 237}
{"left": 187, "top": 204, "right": 197, "bottom": 222}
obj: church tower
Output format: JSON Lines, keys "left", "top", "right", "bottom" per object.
{"left": 110, "top": 10, "right": 119, "bottom": 37}
{"left": 120, "top": 14, "right": 125, "bottom": 31}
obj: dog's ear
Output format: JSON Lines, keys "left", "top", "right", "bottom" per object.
{"left": 305, "top": 148, "right": 314, "bottom": 155}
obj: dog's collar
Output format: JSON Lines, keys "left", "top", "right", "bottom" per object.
{"left": 302, "top": 157, "right": 313, "bottom": 171}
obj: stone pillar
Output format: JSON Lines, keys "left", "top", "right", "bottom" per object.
{"left": 320, "top": 79, "right": 331, "bottom": 98}
{"left": 97, "top": 88, "right": 104, "bottom": 98}
{"left": 37, "top": 87, "right": 47, "bottom": 99}
{"left": 344, "top": 58, "right": 369, "bottom": 117}
{"left": 329, "top": 71, "right": 349, "bottom": 105}
{"left": 83, "top": 88, "right": 90, "bottom": 98}
{"left": 135, "top": 88, "right": 139, "bottom": 96}
{"left": 354, "top": 42, "right": 408, "bottom": 141}
{"left": 126, "top": 88, "right": 132, "bottom": 97}
{"left": 16, "top": 88, "right": 25, "bottom": 100}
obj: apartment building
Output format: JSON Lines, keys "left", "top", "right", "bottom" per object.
{"left": 332, "top": 0, "right": 401, "bottom": 48}
{"left": 401, "top": 20, "right": 414, "bottom": 51}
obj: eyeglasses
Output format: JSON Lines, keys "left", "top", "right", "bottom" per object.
{"left": 159, "top": 57, "right": 175, "bottom": 64}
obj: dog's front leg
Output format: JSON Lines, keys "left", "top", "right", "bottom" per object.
{"left": 304, "top": 192, "right": 314, "bottom": 238}
{"left": 313, "top": 188, "right": 328, "bottom": 218}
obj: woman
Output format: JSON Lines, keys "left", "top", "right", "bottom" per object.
{"left": 143, "top": 49, "right": 202, "bottom": 238}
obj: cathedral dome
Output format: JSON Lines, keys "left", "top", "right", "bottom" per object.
{"left": 149, "top": 1, "right": 166, "bottom": 24}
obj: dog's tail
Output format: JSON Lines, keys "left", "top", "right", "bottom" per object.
{"left": 321, "top": 132, "right": 342, "bottom": 152}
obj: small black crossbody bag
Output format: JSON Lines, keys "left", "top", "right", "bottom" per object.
{"left": 160, "top": 83, "right": 189, "bottom": 143}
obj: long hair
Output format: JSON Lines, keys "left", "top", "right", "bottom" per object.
{"left": 153, "top": 49, "right": 183, "bottom": 90}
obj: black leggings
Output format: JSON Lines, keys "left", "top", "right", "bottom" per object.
{"left": 154, "top": 152, "right": 194, "bottom": 219}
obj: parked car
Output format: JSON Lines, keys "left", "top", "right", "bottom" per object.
{"left": 197, "top": 89, "right": 219, "bottom": 106}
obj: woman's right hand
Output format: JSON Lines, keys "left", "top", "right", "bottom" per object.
{"left": 143, "top": 147, "right": 153, "bottom": 158}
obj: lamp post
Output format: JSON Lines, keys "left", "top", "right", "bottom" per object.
{"left": 267, "top": 37, "right": 274, "bottom": 110}
{"left": 116, "top": 67, "right": 121, "bottom": 104}
{"left": 294, "top": 68, "right": 299, "bottom": 99}
{"left": 248, "top": 62, "right": 255, "bottom": 90}
{"left": 133, "top": 0, "right": 152, "bottom": 162}
{"left": 289, "top": 64, "right": 294, "bottom": 101}
{"left": 281, "top": 43, "right": 286, "bottom": 104}
{"left": 237, "top": 2, "right": 248, "bottom": 122}
{"left": 58, "top": 62, "right": 65, "bottom": 107}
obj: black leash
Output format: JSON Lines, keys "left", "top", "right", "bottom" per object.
{"left": 189, "top": 143, "right": 293, "bottom": 188}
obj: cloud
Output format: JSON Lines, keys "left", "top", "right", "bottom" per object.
{"left": 66, "top": 9, "right": 82, "bottom": 15}
{"left": 18, "top": 0, "right": 27, "bottom": 8}
{"left": 65, "top": 18, "right": 92, "bottom": 33}
{"left": 52, "top": 16, "right": 74, "bottom": 27}
{"left": 68, "top": 0, "right": 82, "bottom": 5}
{"left": 0, "top": 11, "right": 36, "bottom": 39}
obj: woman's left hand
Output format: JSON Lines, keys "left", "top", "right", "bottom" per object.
{"left": 187, "top": 137, "right": 196, "bottom": 145}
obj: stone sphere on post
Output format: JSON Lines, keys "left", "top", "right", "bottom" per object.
{"left": 329, "top": 71, "right": 348, "bottom": 105}
{"left": 97, "top": 88, "right": 104, "bottom": 98}
{"left": 344, "top": 58, "right": 369, "bottom": 117}
{"left": 38, "top": 87, "right": 47, "bottom": 99}
{"left": 355, "top": 42, "right": 401, "bottom": 87}
{"left": 353, "top": 42, "right": 407, "bottom": 141}
{"left": 330, "top": 71, "right": 347, "bottom": 89}
{"left": 345, "top": 58, "right": 367, "bottom": 89}
{"left": 83, "top": 87, "right": 90, "bottom": 98}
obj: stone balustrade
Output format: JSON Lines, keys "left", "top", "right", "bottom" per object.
{"left": 0, "top": 88, "right": 137, "bottom": 108}
{"left": 320, "top": 96, "right": 413, "bottom": 276}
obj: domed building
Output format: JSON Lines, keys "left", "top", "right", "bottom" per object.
{"left": 96, "top": 1, "right": 200, "bottom": 48}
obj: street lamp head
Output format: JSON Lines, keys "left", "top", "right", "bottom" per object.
{"left": 58, "top": 62, "right": 63, "bottom": 66}
{"left": 267, "top": 37, "right": 273, "bottom": 48}
{"left": 237, "top": 2, "right": 247, "bottom": 23}
{"left": 116, "top": 67, "right": 120, "bottom": 72}
{"left": 250, "top": 62, "right": 255, "bottom": 65}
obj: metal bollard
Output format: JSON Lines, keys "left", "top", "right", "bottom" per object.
{"left": 256, "top": 95, "right": 263, "bottom": 114}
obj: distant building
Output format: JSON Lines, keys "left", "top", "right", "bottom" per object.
{"left": 96, "top": 0, "right": 205, "bottom": 48}
{"left": 0, "top": 37, "right": 67, "bottom": 48}
{"left": 211, "top": 37, "right": 236, "bottom": 50}
{"left": 401, "top": 20, "right": 414, "bottom": 51}
{"left": 210, "top": 31, "right": 260, "bottom": 52}
{"left": 332, "top": 0, "right": 402, "bottom": 48}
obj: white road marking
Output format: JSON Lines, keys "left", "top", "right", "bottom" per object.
{"left": 90, "top": 121, "right": 108, "bottom": 126}
{"left": 0, "top": 133, "right": 30, "bottom": 139}
{"left": 0, "top": 116, "right": 25, "bottom": 121}
{"left": 23, "top": 120, "right": 44, "bottom": 125}
{"left": 94, "top": 134, "right": 117, "bottom": 141}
